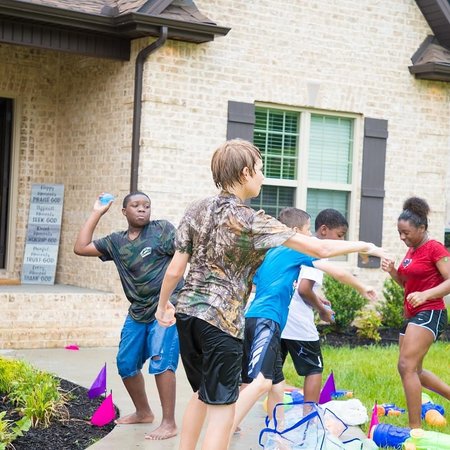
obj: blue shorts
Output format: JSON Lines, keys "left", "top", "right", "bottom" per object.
{"left": 117, "top": 315, "right": 179, "bottom": 379}
{"left": 242, "top": 317, "right": 284, "bottom": 384}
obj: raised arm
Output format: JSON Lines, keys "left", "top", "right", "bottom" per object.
{"left": 283, "top": 233, "right": 386, "bottom": 260}
{"left": 313, "top": 260, "right": 377, "bottom": 301}
{"left": 73, "top": 196, "right": 113, "bottom": 256}
{"left": 156, "top": 251, "right": 190, "bottom": 327}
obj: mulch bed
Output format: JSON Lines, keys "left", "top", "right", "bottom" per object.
{"left": 319, "top": 325, "right": 450, "bottom": 347}
{"left": 0, "top": 379, "right": 119, "bottom": 450}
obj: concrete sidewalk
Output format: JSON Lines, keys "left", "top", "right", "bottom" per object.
{"left": 1, "top": 347, "right": 266, "bottom": 450}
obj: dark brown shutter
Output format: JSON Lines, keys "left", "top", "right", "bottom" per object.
{"left": 358, "top": 118, "right": 388, "bottom": 268}
{"left": 226, "top": 101, "right": 255, "bottom": 141}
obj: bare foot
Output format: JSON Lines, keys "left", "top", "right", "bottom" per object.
{"left": 115, "top": 411, "right": 154, "bottom": 425}
{"left": 144, "top": 422, "right": 177, "bottom": 440}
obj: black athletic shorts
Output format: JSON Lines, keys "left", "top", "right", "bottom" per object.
{"left": 280, "top": 338, "right": 323, "bottom": 377}
{"left": 175, "top": 313, "right": 243, "bottom": 405}
{"left": 400, "top": 309, "right": 447, "bottom": 341}
{"left": 242, "top": 317, "right": 284, "bottom": 385}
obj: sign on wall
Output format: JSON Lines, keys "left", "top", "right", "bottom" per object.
{"left": 21, "top": 184, "right": 64, "bottom": 285}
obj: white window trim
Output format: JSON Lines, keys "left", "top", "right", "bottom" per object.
{"left": 256, "top": 103, "right": 363, "bottom": 267}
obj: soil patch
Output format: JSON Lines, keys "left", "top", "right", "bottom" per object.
{"left": 0, "top": 378, "right": 119, "bottom": 450}
{"left": 319, "top": 325, "right": 450, "bottom": 347}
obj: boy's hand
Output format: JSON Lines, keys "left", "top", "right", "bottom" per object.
{"left": 361, "top": 243, "right": 388, "bottom": 260}
{"left": 360, "top": 286, "right": 377, "bottom": 301}
{"left": 155, "top": 302, "right": 176, "bottom": 327}
{"left": 93, "top": 193, "right": 114, "bottom": 215}
{"left": 318, "top": 304, "right": 334, "bottom": 323}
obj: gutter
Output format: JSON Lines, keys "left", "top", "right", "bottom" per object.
{"left": 130, "top": 26, "right": 168, "bottom": 192}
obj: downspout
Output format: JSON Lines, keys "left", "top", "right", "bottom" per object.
{"left": 130, "top": 26, "right": 168, "bottom": 192}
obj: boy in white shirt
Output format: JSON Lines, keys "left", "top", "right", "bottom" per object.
{"left": 281, "top": 209, "right": 376, "bottom": 403}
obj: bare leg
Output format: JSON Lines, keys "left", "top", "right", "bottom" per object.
{"left": 232, "top": 373, "right": 272, "bottom": 432}
{"left": 145, "top": 369, "right": 177, "bottom": 440}
{"left": 204, "top": 403, "right": 235, "bottom": 450}
{"left": 267, "top": 380, "right": 285, "bottom": 424}
{"left": 179, "top": 392, "right": 207, "bottom": 450}
{"left": 115, "top": 372, "right": 154, "bottom": 424}
{"left": 419, "top": 370, "right": 450, "bottom": 400}
{"left": 398, "top": 325, "right": 434, "bottom": 428}
{"left": 303, "top": 373, "right": 322, "bottom": 403}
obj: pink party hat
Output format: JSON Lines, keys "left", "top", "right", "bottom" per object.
{"left": 367, "top": 401, "right": 379, "bottom": 437}
{"left": 91, "top": 393, "right": 116, "bottom": 427}
{"left": 319, "top": 371, "right": 336, "bottom": 404}
{"left": 88, "top": 363, "right": 107, "bottom": 399}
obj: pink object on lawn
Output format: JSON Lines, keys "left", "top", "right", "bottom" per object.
{"left": 91, "top": 393, "right": 116, "bottom": 427}
{"left": 64, "top": 344, "right": 79, "bottom": 351}
{"left": 368, "top": 401, "right": 380, "bottom": 437}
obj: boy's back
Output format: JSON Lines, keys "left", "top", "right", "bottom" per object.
{"left": 245, "top": 246, "right": 316, "bottom": 330}
{"left": 175, "top": 193, "right": 294, "bottom": 338}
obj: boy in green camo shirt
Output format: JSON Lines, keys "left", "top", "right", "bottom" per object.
{"left": 74, "top": 191, "right": 182, "bottom": 440}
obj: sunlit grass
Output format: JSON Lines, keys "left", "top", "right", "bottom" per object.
{"left": 284, "top": 342, "right": 450, "bottom": 436}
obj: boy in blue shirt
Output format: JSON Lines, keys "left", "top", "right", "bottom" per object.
{"left": 234, "top": 207, "right": 376, "bottom": 431}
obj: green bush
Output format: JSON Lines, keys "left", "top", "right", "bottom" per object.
{"left": 321, "top": 274, "right": 368, "bottom": 331}
{"left": 354, "top": 309, "right": 382, "bottom": 342}
{"left": 0, "top": 412, "right": 31, "bottom": 449}
{"left": 0, "top": 357, "right": 68, "bottom": 429}
{"left": 377, "top": 277, "right": 404, "bottom": 329}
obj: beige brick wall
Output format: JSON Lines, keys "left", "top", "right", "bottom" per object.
{"left": 1, "top": 0, "right": 449, "bottom": 347}
{"left": 0, "top": 288, "right": 126, "bottom": 348}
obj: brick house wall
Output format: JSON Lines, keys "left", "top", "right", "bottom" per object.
{"left": 0, "top": 0, "right": 449, "bottom": 346}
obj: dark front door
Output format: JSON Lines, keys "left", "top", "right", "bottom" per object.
{"left": 0, "top": 98, "right": 13, "bottom": 269}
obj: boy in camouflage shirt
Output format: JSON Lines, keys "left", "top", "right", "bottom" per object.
{"left": 156, "top": 139, "right": 386, "bottom": 450}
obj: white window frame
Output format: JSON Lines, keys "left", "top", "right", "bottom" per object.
{"left": 256, "top": 103, "right": 362, "bottom": 266}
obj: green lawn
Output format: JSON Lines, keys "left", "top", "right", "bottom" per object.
{"left": 283, "top": 342, "right": 450, "bottom": 437}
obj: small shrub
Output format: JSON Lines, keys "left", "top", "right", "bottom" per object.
{"left": 0, "top": 357, "right": 68, "bottom": 429}
{"left": 0, "top": 411, "right": 31, "bottom": 449}
{"left": 322, "top": 274, "right": 368, "bottom": 332}
{"left": 9, "top": 371, "right": 68, "bottom": 428}
{"left": 377, "top": 277, "right": 404, "bottom": 329}
{"left": 354, "top": 309, "right": 382, "bottom": 342}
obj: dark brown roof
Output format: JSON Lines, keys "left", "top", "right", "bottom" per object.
{"left": 409, "top": 36, "right": 450, "bottom": 81}
{"left": 0, "top": 0, "right": 229, "bottom": 59}
{"left": 414, "top": 0, "right": 450, "bottom": 50}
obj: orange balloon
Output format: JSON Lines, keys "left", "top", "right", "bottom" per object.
{"left": 425, "top": 409, "right": 447, "bottom": 427}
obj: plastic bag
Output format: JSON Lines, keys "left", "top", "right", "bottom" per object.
{"left": 259, "top": 400, "right": 348, "bottom": 449}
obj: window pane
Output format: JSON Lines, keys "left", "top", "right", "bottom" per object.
{"left": 306, "top": 189, "right": 349, "bottom": 227}
{"left": 308, "top": 115, "right": 353, "bottom": 184}
{"left": 254, "top": 108, "right": 300, "bottom": 180}
{"left": 250, "top": 186, "right": 295, "bottom": 218}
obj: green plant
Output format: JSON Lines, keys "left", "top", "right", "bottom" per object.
{"left": 0, "top": 357, "right": 68, "bottom": 429}
{"left": 9, "top": 371, "right": 68, "bottom": 427}
{"left": 321, "top": 274, "right": 368, "bottom": 331}
{"left": 0, "top": 358, "right": 29, "bottom": 393}
{"left": 377, "top": 277, "right": 404, "bottom": 329}
{"left": 0, "top": 411, "right": 31, "bottom": 449}
{"left": 354, "top": 309, "right": 382, "bottom": 342}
